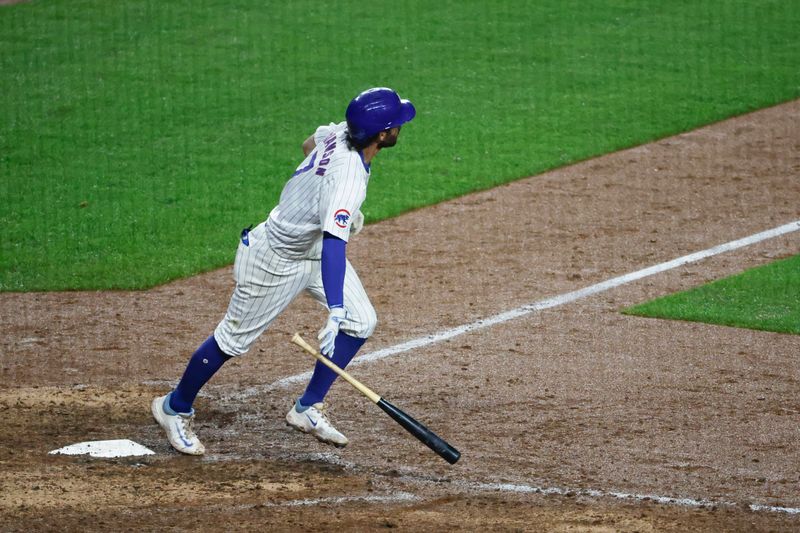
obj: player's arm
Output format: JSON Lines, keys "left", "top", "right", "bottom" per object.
{"left": 320, "top": 232, "right": 346, "bottom": 310}
{"left": 302, "top": 134, "right": 316, "bottom": 157}
{"left": 318, "top": 232, "right": 347, "bottom": 356}
{"left": 305, "top": 121, "right": 341, "bottom": 156}
{"left": 317, "top": 165, "right": 365, "bottom": 356}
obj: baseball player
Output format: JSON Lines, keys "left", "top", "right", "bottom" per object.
{"left": 152, "top": 88, "right": 416, "bottom": 455}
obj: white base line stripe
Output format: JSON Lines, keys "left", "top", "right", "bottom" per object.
{"left": 253, "top": 219, "right": 799, "bottom": 392}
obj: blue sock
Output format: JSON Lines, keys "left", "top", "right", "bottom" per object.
{"left": 169, "top": 335, "right": 232, "bottom": 413}
{"left": 299, "top": 332, "right": 366, "bottom": 407}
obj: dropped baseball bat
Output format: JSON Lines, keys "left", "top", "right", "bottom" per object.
{"left": 291, "top": 333, "right": 461, "bottom": 464}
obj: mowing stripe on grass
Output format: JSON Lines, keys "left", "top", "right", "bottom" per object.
{"left": 235, "top": 219, "right": 800, "bottom": 396}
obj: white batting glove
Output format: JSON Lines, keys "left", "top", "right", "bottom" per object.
{"left": 351, "top": 210, "right": 364, "bottom": 236}
{"left": 318, "top": 307, "right": 347, "bottom": 357}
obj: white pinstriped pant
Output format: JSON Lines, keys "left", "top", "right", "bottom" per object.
{"left": 214, "top": 223, "right": 377, "bottom": 357}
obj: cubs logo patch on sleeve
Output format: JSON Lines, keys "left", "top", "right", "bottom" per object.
{"left": 334, "top": 209, "right": 351, "bottom": 228}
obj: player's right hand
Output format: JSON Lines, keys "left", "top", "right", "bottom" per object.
{"left": 318, "top": 307, "right": 347, "bottom": 357}
{"left": 351, "top": 210, "right": 364, "bottom": 236}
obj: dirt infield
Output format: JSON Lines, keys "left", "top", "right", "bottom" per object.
{"left": 2, "top": 100, "right": 799, "bottom": 531}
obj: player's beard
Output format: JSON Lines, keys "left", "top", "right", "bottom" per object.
{"left": 378, "top": 130, "right": 399, "bottom": 148}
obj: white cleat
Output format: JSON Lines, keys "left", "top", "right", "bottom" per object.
{"left": 151, "top": 394, "right": 205, "bottom": 456}
{"left": 286, "top": 401, "right": 349, "bottom": 448}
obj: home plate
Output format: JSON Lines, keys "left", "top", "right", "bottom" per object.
{"left": 49, "top": 439, "right": 155, "bottom": 458}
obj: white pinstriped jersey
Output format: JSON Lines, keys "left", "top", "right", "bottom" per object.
{"left": 265, "top": 122, "right": 370, "bottom": 259}
{"left": 214, "top": 122, "right": 378, "bottom": 356}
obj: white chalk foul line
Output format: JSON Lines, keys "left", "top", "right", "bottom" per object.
{"left": 241, "top": 219, "right": 799, "bottom": 395}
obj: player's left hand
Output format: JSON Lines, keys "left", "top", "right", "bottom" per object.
{"left": 318, "top": 307, "right": 347, "bottom": 357}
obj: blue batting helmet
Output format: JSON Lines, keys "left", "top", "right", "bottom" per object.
{"left": 345, "top": 87, "right": 416, "bottom": 144}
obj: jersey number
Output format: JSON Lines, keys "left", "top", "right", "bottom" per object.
{"left": 292, "top": 153, "right": 317, "bottom": 177}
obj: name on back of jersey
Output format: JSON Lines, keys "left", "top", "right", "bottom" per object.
{"left": 315, "top": 132, "right": 337, "bottom": 177}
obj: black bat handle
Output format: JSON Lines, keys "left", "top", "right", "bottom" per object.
{"left": 377, "top": 398, "right": 461, "bottom": 464}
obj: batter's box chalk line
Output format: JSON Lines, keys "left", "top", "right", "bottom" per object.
{"left": 264, "top": 491, "right": 419, "bottom": 507}
{"left": 464, "top": 481, "right": 800, "bottom": 516}
{"left": 227, "top": 219, "right": 799, "bottom": 398}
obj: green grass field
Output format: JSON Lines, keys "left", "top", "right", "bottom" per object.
{"left": 624, "top": 255, "right": 800, "bottom": 335}
{"left": 2, "top": 1, "right": 799, "bottom": 291}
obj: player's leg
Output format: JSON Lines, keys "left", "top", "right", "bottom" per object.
{"left": 286, "top": 261, "right": 376, "bottom": 446}
{"left": 154, "top": 224, "right": 315, "bottom": 454}
{"left": 213, "top": 254, "right": 316, "bottom": 358}
{"left": 168, "top": 335, "right": 231, "bottom": 414}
